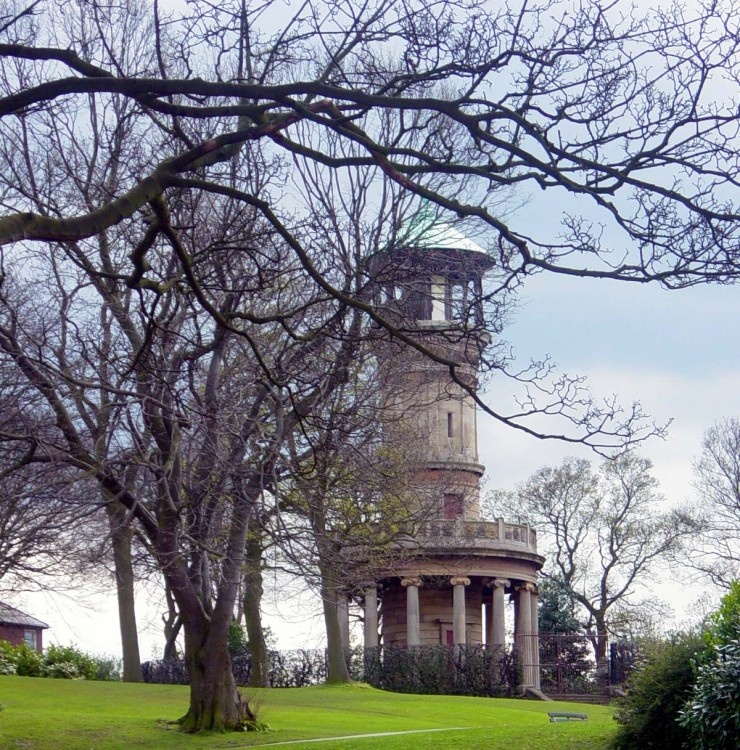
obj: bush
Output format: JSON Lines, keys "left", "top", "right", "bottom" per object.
{"left": 40, "top": 644, "right": 97, "bottom": 680}
{"left": 612, "top": 632, "right": 705, "bottom": 750}
{"left": 0, "top": 640, "right": 121, "bottom": 680}
{"left": 0, "top": 641, "right": 41, "bottom": 676}
{"left": 704, "top": 581, "right": 740, "bottom": 648}
{"left": 91, "top": 654, "right": 122, "bottom": 681}
{"left": 680, "top": 639, "right": 740, "bottom": 750}
{"left": 15, "top": 644, "right": 42, "bottom": 676}
{"left": 0, "top": 652, "right": 16, "bottom": 675}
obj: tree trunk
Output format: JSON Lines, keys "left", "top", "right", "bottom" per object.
{"left": 243, "top": 533, "right": 268, "bottom": 687}
{"left": 178, "top": 619, "right": 256, "bottom": 733}
{"left": 173, "top": 482, "right": 259, "bottom": 732}
{"left": 105, "top": 500, "right": 142, "bottom": 682}
{"left": 588, "top": 617, "right": 609, "bottom": 666}
{"left": 162, "top": 584, "right": 182, "bottom": 661}
{"left": 321, "top": 564, "right": 351, "bottom": 684}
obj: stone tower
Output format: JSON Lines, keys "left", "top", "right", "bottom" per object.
{"left": 361, "top": 220, "right": 544, "bottom": 689}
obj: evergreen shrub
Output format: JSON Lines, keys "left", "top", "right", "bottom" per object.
{"left": 611, "top": 632, "right": 704, "bottom": 750}
{"left": 0, "top": 641, "right": 41, "bottom": 676}
{"left": 680, "top": 639, "right": 740, "bottom": 750}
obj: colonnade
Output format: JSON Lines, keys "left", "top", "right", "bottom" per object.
{"left": 353, "top": 576, "right": 540, "bottom": 689}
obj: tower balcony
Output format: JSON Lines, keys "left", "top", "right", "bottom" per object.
{"left": 412, "top": 517, "right": 538, "bottom": 556}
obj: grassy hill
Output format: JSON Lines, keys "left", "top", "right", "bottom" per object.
{"left": 0, "top": 676, "right": 617, "bottom": 749}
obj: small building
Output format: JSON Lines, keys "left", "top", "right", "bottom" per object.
{"left": 0, "top": 602, "right": 49, "bottom": 651}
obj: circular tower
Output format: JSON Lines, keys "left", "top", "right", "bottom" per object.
{"left": 362, "top": 220, "right": 544, "bottom": 689}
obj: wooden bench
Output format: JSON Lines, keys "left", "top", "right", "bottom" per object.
{"left": 548, "top": 712, "right": 588, "bottom": 722}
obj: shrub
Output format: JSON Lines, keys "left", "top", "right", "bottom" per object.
{"left": 0, "top": 640, "right": 41, "bottom": 676}
{"left": 680, "top": 639, "right": 740, "bottom": 750}
{"left": 14, "top": 644, "right": 42, "bottom": 676}
{"left": 0, "top": 653, "right": 16, "bottom": 675}
{"left": 41, "top": 644, "right": 97, "bottom": 680}
{"left": 704, "top": 581, "right": 740, "bottom": 648}
{"left": 0, "top": 640, "right": 120, "bottom": 680}
{"left": 611, "top": 632, "right": 705, "bottom": 750}
{"left": 91, "top": 654, "right": 122, "bottom": 681}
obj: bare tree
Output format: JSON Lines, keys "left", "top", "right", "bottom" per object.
{"left": 679, "top": 418, "right": 740, "bottom": 588}
{"left": 493, "top": 454, "right": 692, "bottom": 662}
{"left": 0, "top": 403, "right": 90, "bottom": 592}
{"left": 273, "top": 361, "right": 424, "bottom": 684}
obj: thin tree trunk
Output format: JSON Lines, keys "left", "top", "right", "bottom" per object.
{"left": 243, "top": 532, "right": 268, "bottom": 687}
{"left": 320, "top": 560, "right": 351, "bottom": 684}
{"left": 162, "top": 583, "right": 182, "bottom": 661}
{"left": 105, "top": 500, "right": 142, "bottom": 682}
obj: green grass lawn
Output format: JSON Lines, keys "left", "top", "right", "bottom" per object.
{"left": 0, "top": 676, "right": 617, "bottom": 750}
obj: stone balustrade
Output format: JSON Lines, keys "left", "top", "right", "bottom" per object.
{"left": 413, "top": 517, "right": 537, "bottom": 553}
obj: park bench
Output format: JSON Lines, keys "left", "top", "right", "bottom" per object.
{"left": 548, "top": 712, "right": 588, "bottom": 723}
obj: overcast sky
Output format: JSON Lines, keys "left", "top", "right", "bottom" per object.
{"left": 480, "top": 275, "right": 740, "bottom": 501}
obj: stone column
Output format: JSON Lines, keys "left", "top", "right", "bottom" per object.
{"left": 515, "top": 582, "right": 535, "bottom": 687}
{"left": 450, "top": 576, "right": 470, "bottom": 646}
{"left": 402, "top": 577, "right": 422, "bottom": 646}
{"left": 530, "top": 585, "right": 540, "bottom": 689}
{"left": 364, "top": 585, "right": 379, "bottom": 649}
{"left": 337, "top": 593, "right": 350, "bottom": 651}
{"left": 491, "top": 578, "right": 510, "bottom": 648}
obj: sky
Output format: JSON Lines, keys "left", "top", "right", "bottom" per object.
{"left": 480, "top": 274, "right": 740, "bottom": 502}
{"left": 17, "top": 268, "right": 739, "bottom": 659}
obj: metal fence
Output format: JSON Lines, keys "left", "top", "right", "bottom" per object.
{"left": 141, "top": 639, "right": 636, "bottom": 696}
{"left": 142, "top": 643, "right": 517, "bottom": 695}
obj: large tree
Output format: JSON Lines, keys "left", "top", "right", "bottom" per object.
{"left": 1, "top": 0, "right": 740, "bottom": 733}
{"left": 494, "top": 454, "right": 692, "bottom": 663}
{"left": 680, "top": 418, "right": 740, "bottom": 588}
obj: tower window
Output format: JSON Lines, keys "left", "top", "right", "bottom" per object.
{"left": 447, "top": 411, "right": 454, "bottom": 438}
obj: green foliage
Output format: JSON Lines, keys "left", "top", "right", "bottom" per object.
{"left": 538, "top": 577, "right": 594, "bottom": 693}
{"left": 0, "top": 653, "right": 15, "bottom": 675}
{"left": 679, "top": 584, "right": 740, "bottom": 749}
{"left": 612, "top": 632, "right": 705, "bottom": 750}
{"left": 91, "top": 655, "right": 122, "bottom": 682}
{"left": 41, "top": 644, "right": 98, "bottom": 680}
{"left": 0, "top": 640, "right": 119, "bottom": 681}
{"left": 227, "top": 621, "right": 249, "bottom": 658}
{"left": 227, "top": 621, "right": 276, "bottom": 660}
{"left": 364, "top": 644, "right": 518, "bottom": 697}
{"left": 680, "top": 640, "right": 740, "bottom": 750}
{"left": 704, "top": 581, "right": 740, "bottom": 648}
{"left": 539, "top": 576, "right": 583, "bottom": 635}
{"left": 0, "top": 641, "right": 17, "bottom": 675}
{"left": 0, "top": 641, "right": 41, "bottom": 676}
